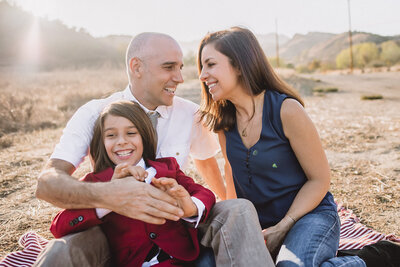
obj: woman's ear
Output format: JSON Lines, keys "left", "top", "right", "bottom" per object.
{"left": 235, "top": 67, "right": 241, "bottom": 77}
{"left": 129, "top": 57, "right": 142, "bottom": 78}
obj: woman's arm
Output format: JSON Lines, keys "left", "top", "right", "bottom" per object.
{"left": 263, "top": 98, "right": 331, "bottom": 255}
{"left": 217, "top": 132, "right": 237, "bottom": 199}
{"left": 281, "top": 98, "right": 331, "bottom": 221}
{"left": 194, "top": 157, "right": 227, "bottom": 200}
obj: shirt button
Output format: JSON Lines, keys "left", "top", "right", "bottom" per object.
{"left": 252, "top": 150, "right": 258, "bottom": 156}
{"left": 149, "top": 232, "right": 157, "bottom": 239}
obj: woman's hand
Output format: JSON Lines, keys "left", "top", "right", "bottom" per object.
{"left": 262, "top": 215, "right": 296, "bottom": 258}
{"left": 152, "top": 177, "right": 198, "bottom": 218}
{"left": 112, "top": 163, "right": 148, "bottom": 181}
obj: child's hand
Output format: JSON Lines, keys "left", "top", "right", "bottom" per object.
{"left": 152, "top": 177, "right": 198, "bottom": 218}
{"left": 112, "top": 163, "right": 148, "bottom": 182}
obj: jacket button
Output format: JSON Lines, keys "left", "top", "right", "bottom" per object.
{"left": 149, "top": 232, "right": 157, "bottom": 239}
{"left": 78, "top": 216, "right": 84, "bottom": 222}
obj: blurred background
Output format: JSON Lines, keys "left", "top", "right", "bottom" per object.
{"left": 0, "top": 0, "right": 399, "bottom": 255}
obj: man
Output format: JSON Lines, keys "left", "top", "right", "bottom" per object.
{"left": 35, "top": 33, "right": 273, "bottom": 266}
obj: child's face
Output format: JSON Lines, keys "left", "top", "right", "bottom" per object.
{"left": 103, "top": 114, "right": 143, "bottom": 167}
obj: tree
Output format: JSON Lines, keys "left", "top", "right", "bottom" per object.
{"left": 268, "top": 57, "right": 286, "bottom": 68}
{"left": 356, "top": 43, "right": 379, "bottom": 68}
{"left": 380, "top": 41, "right": 400, "bottom": 65}
{"left": 336, "top": 42, "right": 379, "bottom": 69}
{"left": 336, "top": 48, "right": 352, "bottom": 69}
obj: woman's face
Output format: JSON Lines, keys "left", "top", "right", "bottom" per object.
{"left": 103, "top": 114, "right": 143, "bottom": 166}
{"left": 199, "top": 44, "right": 241, "bottom": 101}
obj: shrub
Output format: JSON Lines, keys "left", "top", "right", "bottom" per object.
{"left": 366, "top": 59, "right": 385, "bottom": 68}
{"left": 0, "top": 93, "right": 35, "bottom": 134}
{"left": 286, "top": 63, "right": 295, "bottom": 69}
{"left": 268, "top": 57, "right": 286, "bottom": 68}
{"left": 361, "top": 94, "right": 383, "bottom": 100}
{"left": 313, "top": 87, "right": 339, "bottom": 93}
{"left": 0, "top": 136, "right": 13, "bottom": 149}
{"left": 296, "top": 65, "right": 311, "bottom": 73}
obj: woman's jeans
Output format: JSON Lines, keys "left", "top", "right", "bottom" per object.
{"left": 276, "top": 205, "right": 366, "bottom": 267}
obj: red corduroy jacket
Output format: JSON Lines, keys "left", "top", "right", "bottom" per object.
{"left": 50, "top": 157, "right": 216, "bottom": 267}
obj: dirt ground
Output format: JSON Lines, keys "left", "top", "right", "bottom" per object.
{"left": 0, "top": 70, "right": 399, "bottom": 257}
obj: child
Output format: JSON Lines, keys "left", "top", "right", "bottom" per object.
{"left": 50, "top": 100, "right": 216, "bottom": 267}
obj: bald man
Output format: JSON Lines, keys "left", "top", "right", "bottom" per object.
{"left": 35, "top": 33, "right": 273, "bottom": 267}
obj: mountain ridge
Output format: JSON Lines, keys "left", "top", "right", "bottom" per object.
{"left": 1, "top": 1, "right": 399, "bottom": 70}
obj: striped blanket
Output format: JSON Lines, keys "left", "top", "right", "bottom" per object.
{"left": 1, "top": 204, "right": 399, "bottom": 267}
{"left": 0, "top": 231, "right": 48, "bottom": 267}
{"left": 337, "top": 202, "right": 400, "bottom": 250}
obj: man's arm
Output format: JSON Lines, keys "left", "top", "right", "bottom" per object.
{"left": 36, "top": 159, "right": 184, "bottom": 224}
{"left": 194, "top": 157, "right": 226, "bottom": 200}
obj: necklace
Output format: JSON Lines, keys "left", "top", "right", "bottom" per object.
{"left": 239, "top": 92, "right": 265, "bottom": 137}
{"left": 241, "top": 117, "right": 254, "bottom": 137}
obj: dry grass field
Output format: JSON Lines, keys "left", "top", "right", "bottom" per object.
{"left": 0, "top": 68, "right": 399, "bottom": 257}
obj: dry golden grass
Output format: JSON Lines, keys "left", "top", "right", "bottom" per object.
{"left": 0, "top": 69, "right": 399, "bottom": 257}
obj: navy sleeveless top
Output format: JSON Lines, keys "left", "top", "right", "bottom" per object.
{"left": 225, "top": 90, "right": 336, "bottom": 228}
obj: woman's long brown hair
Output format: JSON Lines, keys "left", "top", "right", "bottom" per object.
{"left": 197, "top": 26, "right": 304, "bottom": 132}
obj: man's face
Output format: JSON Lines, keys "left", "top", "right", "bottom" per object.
{"left": 136, "top": 37, "right": 184, "bottom": 110}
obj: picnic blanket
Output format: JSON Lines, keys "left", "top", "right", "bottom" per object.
{"left": 337, "top": 202, "right": 400, "bottom": 250}
{"left": 0, "top": 231, "right": 48, "bottom": 267}
{"left": 1, "top": 204, "right": 399, "bottom": 267}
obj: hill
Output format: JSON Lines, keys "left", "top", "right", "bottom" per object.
{"left": 179, "top": 33, "right": 290, "bottom": 58}
{"left": 280, "top": 31, "right": 395, "bottom": 65}
{"left": 0, "top": 1, "right": 124, "bottom": 70}
{"left": 1, "top": 1, "right": 399, "bottom": 70}
{"left": 279, "top": 32, "right": 335, "bottom": 63}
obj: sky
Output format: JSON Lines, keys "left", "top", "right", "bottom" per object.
{"left": 8, "top": 0, "right": 400, "bottom": 42}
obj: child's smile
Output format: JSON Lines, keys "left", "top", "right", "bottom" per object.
{"left": 103, "top": 114, "right": 143, "bottom": 166}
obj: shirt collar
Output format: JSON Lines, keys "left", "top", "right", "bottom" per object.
{"left": 123, "top": 85, "right": 170, "bottom": 119}
{"left": 136, "top": 158, "right": 146, "bottom": 169}
{"left": 136, "top": 158, "right": 157, "bottom": 184}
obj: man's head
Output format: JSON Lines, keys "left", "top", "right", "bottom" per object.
{"left": 126, "top": 33, "right": 184, "bottom": 110}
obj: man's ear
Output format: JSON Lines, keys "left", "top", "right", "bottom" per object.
{"left": 129, "top": 57, "right": 142, "bottom": 78}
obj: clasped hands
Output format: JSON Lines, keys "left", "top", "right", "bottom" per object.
{"left": 112, "top": 163, "right": 198, "bottom": 218}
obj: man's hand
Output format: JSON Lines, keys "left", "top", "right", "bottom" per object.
{"left": 152, "top": 177, "right": 198, "bottom": 217}
{"left": 111, "top": 163, "right": 148, "bottom": 181}
{"left": 102, "top": 177, "right": 184, "bottom": 224}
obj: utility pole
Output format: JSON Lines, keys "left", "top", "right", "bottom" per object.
{"left": 347, "top": 0, "right": 354, "bottom": 73}
{"left": 275, "top": 18, "right": 280, "bottom": 68}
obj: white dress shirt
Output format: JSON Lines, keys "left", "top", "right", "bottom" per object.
{"left": 51, "top": 85, "right": 220, "bottom": 170}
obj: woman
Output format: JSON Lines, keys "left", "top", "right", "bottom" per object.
{"left": 197, "top": 27, "right": 367, "bottom": 266}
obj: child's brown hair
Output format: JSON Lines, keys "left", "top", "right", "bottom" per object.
{"left": 90, "top": 100, "right": 157, "bottom": 173}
